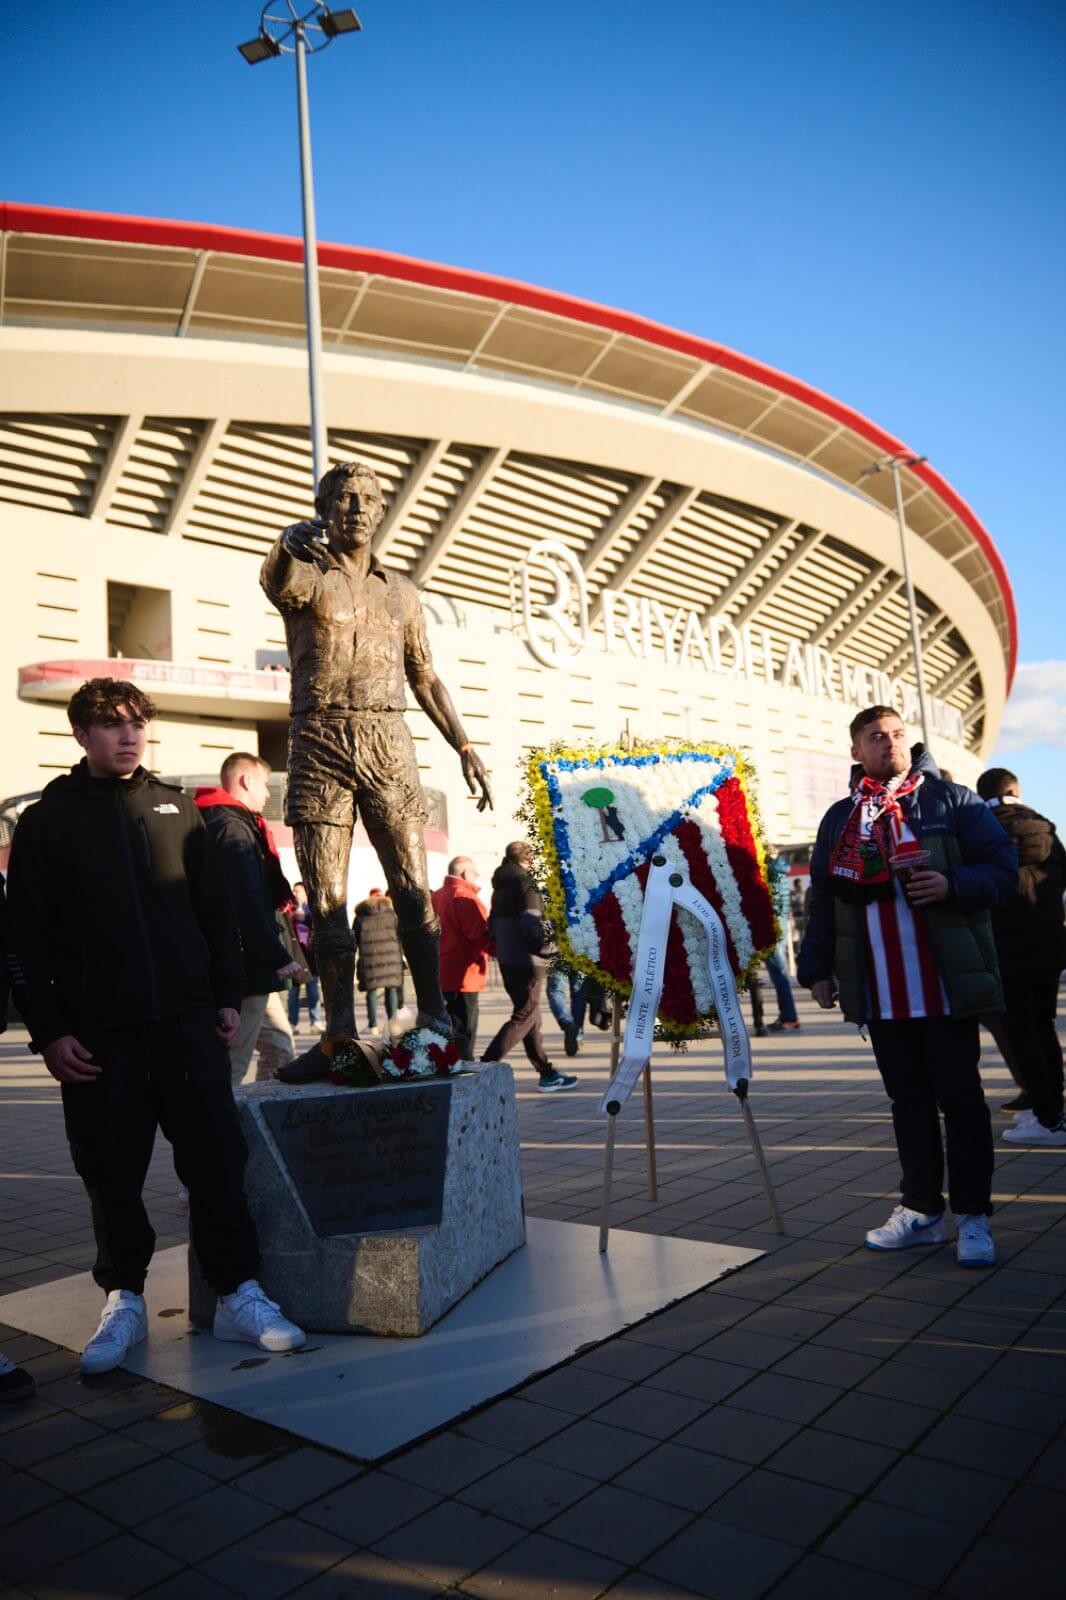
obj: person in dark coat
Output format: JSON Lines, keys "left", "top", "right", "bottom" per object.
{"left": 4, "top": 678, "right": 304, "bottom": 1373}
{"left": 195, "top": 754, "right": 302, "bottom": 1086}
{"left": 480, "top": 842, "right": 577, "bottom": 1092}
{"left": 353, "top": 889, "right": 404, "bottom": 1030}
{"left": 0, "top": 878, "right": 37, "bottom": 1403}
{"left": 798, "top": 707, "right": 1017, "bottom": 1267}
{"left": 977, "top": 768, "right": 1066, "bottom": 1146}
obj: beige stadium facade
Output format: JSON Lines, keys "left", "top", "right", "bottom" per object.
{"left": 0, "top": 204, "right": 1017, "bottom": 877}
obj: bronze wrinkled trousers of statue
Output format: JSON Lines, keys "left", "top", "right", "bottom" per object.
{"left": 261, "top": 462, "right": 493, "bottom": 1083}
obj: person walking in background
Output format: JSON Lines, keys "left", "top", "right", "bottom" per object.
{"left": 766, "top": 852, "right": 800, "bottom": 1032}
{"left": 5, "top": 679, "right": 304, "bottom": 1371}
{"left": 480, "top": 842, "right": 577, "bottom": 1092}
{"left": 977, "top": 768, "right": 1066, "bottom": 1147}
{"left": 195, "top": 754, "right": 302, "bottom": 1086}
{"left": 354, "top": 888, "right": 404, "bottom": 1032}
{"left": 798, "top": 705, "right": 1016, "bottom": 1268}
{"left": 546, "top": 967, "right": 587, "bottom": 1057}
{"left": 287, "top": 881, "right": 322, "bottom": 1033}
{"left": 432, "top": 856, "right": 492, "bottom": 1057}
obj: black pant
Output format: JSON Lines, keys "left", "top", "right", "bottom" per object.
{"left": 481, "top": 965, "right": 551, "bottom": 1077}
{"left": 444, "top": 990, "right": 479, "bottom": 1059}
{"left": 61, "top": 1010, "right": 260, "bottom": 1296}
{"left": 868, "top": 1016, "right": 994, "bottom": 1217}
{"left": 999, "top": 969, "right": 1064, "bottom": 1129}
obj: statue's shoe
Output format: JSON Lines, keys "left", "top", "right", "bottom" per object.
{"left": 415, "top": 1011, "right": 453, "bottom": 1036}
{"left": 274, "top": 1043, "right": 332, "bottom": 1084}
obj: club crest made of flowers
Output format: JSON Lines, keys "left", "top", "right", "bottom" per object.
{"left": 522, "top": 738, "right": 779, "bottom": 1038}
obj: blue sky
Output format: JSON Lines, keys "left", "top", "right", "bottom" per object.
{"left": 4, "top": 1, "right": 1064, "bottom": 811}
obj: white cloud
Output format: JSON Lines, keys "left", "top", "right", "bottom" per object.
{"left": 996, "top": 660, "right": 1066, "bottom": 753}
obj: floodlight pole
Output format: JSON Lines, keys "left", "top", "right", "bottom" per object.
{"left": 863, "top": 453, "right": 932, "bottom": 748}
{"left": 293, "top": 25, "right": 328, "bottom": 488}
{"left": 238, "top": 6, "right": 362, "bottom": 490}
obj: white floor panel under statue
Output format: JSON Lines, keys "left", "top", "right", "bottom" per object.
{"left": 0, "top": 1218, "right": 759, "bottom": 1461}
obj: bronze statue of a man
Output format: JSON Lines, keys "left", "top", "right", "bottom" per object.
{"left": 261, "top": 461, "right": 493, "bottom": 1082}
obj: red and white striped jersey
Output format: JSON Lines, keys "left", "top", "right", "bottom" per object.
{"left": 862, "top": 815, "right": 948, "bottom": 1020}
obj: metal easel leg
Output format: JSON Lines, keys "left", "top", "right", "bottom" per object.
{"left": 734, "top": 1077, "right": 785, "bottom": 1236}
{"left": 598, "top": 1002, "right": 625, "bottom": 1253}
{"left": 642, "top": 1064, "right": 658, "bottom": 1200}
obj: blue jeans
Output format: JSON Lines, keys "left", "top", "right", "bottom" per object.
{"left": 366, "top": 987, "right": 400, "bottom": 1030}
{"left": 765, "top": 950, "right": 797, "bottom": 1024}
{"left": 288, "top": 977, "right": 320, "bottom": 1027}
{"left": 546, "top": 970, "right": 587, "bottom": 1034}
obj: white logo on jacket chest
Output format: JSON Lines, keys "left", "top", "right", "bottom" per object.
{"left": 153, "top": 803, "right": 180, "bottom": 814}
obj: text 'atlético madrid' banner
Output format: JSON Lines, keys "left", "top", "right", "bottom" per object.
{"left": 526, "top": 742, "right": 779, "bottom": 1037}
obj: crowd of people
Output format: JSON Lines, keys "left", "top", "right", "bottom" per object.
{"left": 0, "top": 681, "right": 1062, "bottom": 1399}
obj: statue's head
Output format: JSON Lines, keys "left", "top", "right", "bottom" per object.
{"left": 316, "top": 461, "right": 387, "bottom": 551}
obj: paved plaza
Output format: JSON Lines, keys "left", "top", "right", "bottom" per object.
{"left": 0, "top": 985, "right": 1063, "bottom": 1599}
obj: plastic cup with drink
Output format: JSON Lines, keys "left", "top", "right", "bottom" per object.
{"left": 890, "top": 844, "right": 931, "bottom": 893}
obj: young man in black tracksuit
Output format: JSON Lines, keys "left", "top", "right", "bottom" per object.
{"left": 4, "top": 678, "right": 304, "bottom": 1373}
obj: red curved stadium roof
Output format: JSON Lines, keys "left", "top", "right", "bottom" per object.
{"left": 0, "top": 201, "right": 1017, "bottom": 683}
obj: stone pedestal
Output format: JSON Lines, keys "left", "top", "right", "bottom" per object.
{"left": 189, "top": 1062, "right": 525, "bottom": 1337}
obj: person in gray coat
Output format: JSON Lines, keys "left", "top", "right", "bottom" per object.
{"left": 480, "top": 842, "right": 577, "bottom": 1092}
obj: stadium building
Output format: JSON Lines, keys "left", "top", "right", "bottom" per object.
{"left": 0, "top": 204, "right": 1015, "bottom": 881}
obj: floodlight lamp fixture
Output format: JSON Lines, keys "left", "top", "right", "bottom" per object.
{"left": 237, "top": 32, "right": 283, "bottom": 63}
{"left": 321, "top": 8, "right": 362, "bottom": 37}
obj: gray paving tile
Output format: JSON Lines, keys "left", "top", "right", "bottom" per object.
{"left": 373, "top": 1498, "right": 522, "bottom": 1586}
{"left": 914, "top": 1413, "right": 1045, "bottom": 1479}
{"left": 25, "top": 1533, "right": 181, "bottom": 1599}
{"left": 299, "top": 1471, "right": 441, "bottom": 1545}
{"left": 0, "top": 1499, "right": 118, "bottom": 1583}
{"left": 870, "top": 1453, "right": 1013, "bottom": 1530}
{"left": 987, "top": 1482, "right": 1066, "bottom": 1555}
{"left": 951, "top": 1375, "right": 1066, "bottom": 1435}
{"left": 0, "top": 1473, "right": 61, "bottom": 1529}
{"left": 723, "top": 1373, "right": 842, "bottom": 1424}
{"left": 137, "top": 1483, "right": 277, "bottom": 1562}
{"left": 521, "top": 1365, "right": 632, "bottom": 1415}
{"left": 856, "top": 1359, "right": 974, "bottom": 1409}
{"left": 458, "top": 1454, "right": 598, "bottom": 1530}
{"left": 819, "top": 1499, "right": 975, "bottom": 1588}
{"left": 199, "top": 1517, "right": 353, "bottom": 1599}
{"left": 576, "top": 1340, "right": 679, "bottom": 1383}
{"left": 532, "top": 1418, "right": 658, "bottom": 1479}
{"left": 673, "top": 1407, "right": 800, "bottom": 1465}
{"left": 0, "top": 1410, "right": 107, "bottom": 1469}
{"left": 814, "top": 1392, "right": 938, "bottom": 1450}
{"left": 82, "top": 1454, "right": 238, "bottom": 1525}
{"left": 943, "top": 1533, "right": 1064, "bottom": 1599}
{"left": 589, "top": 1385, "right": 709, "bottom": 1440}
{"left": 232, "top": 1445, "right": 361, "bottom": 1510}
{"left": 600, "top": 1574, "right": 695, "bottom": 1599}
{"left": 1028, "top": 1436, "right": 1066, "bottom": 1492}
{"left": 543, "top": 1483, "right": 691, "bottom": 1566}
{"left": 768, "top": 1553, "right": 929, "bottom": 1599}
{"left": 128, "top": 1571, "right": 239, "bottom": 1600}
{"left": 765, "top": 1428, "right": 898, "bottom": 1494}
{"left": 769, "top": 1343, "right": 882, "bottom": 1389}
{"left": 458, "top": 1397, "right": 573, "bottom": 1452}
{"left": 29, "top": 1430, "right": 158, "bottom": 1493}
{"left": 289, "top": 1546, "right": 442, "bottom": 1597}
{"left": 645, "top": 1515, "right": 799, "bottom": 1599}
{"left": 644, "top": 1354, "right": 753, "bottom": 1405}
{"left": 459, "top": 1531, "right": 625, "bottom": 1600}
{"left": 613, "top": 1442, "right": 749, "bottom": 1514}
{"left": 696, "top": 1328, "right": 797, "bottom": 1370}
{"left": 712, "top": 1467, "right": 852, "bottom": 1547}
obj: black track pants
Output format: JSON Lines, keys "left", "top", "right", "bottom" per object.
{"left": 61, "top": 1010, "right": 260, "bottom": 1295}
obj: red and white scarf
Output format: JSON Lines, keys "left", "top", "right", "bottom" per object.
{"left": 829, "top": 773, "right": 924, "bottom": 887}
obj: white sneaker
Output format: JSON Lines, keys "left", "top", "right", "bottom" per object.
{"left": 1003, "top": 1114, "right": 1066, "bottom": 1147}
{"left": 1006, "top": 1109, "right": 1039, "bottom": 1134}
{"left": 865, "top": 1205, "right": 948, "bottom": 1251}
{"left": 956, "top": 1214, "right": 996, "bottom": 1267}
{"left": 80, "top": 1290, "right": 148, "bottom": 1375}
{"left": 213, "top": 1281, "right": 305, "bottom": 1353}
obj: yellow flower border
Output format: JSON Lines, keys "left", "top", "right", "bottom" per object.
{"left": 524, "top": 738, "right": 780, "bottom": 1039}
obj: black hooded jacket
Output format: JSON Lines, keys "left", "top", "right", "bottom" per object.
{"left": 4, "top": 761, "right": 243, "bottom": 1049}
{"left": 488, "top": 857, "right": 548, "bottom": 969}
{"left": 986, "top": 799, "right": 1066, "bottom": 975}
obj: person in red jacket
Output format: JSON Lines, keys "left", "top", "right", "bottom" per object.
{"left": 432, "top": 856, "right": 493, "bottom": 1058}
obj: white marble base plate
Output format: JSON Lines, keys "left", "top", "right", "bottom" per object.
{"left": 0, "top": 1219, "right": 759, "bottom": 1461}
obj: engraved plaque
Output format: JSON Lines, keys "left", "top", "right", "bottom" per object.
{"left": 261, "top": 1085, "right": 451, "bottom": 1238}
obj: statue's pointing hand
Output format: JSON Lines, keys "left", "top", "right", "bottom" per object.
{"left": 461, "top": 745, "right": 494, "bottom": 813}
{"left": 281, "top": 519, "right": 332, "bottom": 572}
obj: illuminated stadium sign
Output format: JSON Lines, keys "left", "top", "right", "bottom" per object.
{"left": 519, "top": 541, "right": 966, "bottom": 745}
